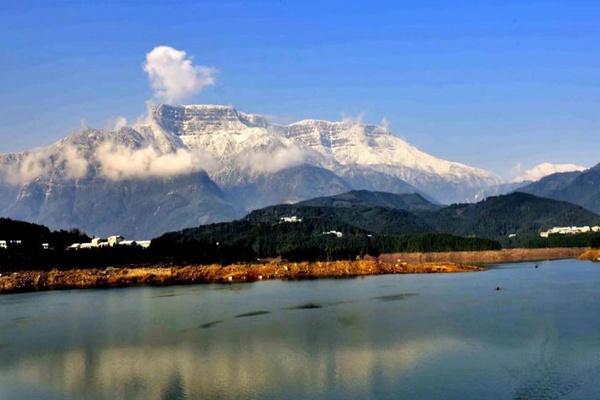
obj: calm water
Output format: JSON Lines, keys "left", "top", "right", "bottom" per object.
{"left": 1, "top": 260, "right": 600, "bottom": 400}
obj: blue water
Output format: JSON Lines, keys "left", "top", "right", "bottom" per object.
{"left": 1, "top": 259, "right": 600, "bottom": 400}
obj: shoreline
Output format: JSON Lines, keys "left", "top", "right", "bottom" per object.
{"left": 379, "top": 247, "right": 589, "bottom": 265}
{"left": 578, "top": 249, "right": 600, "bottom": 262}
{"left": 1, "top": 260, "right": 477, "bottom": 295}
{"left": 0, "top": 247, "right": 593, "bottom": 295}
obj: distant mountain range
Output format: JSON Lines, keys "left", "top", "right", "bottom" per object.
{"left": 3, "top": 190, "right": 598, "bottom": 266}
{"left": 0, "top": 104, "right": 503, "bottom": 237}
{"left": 518, "top": 164, "right": 600, "bottom": 214}
{"left": 422, "top": 191, "right": 600, "bottom": 240}
{"left": 169, "top": 191, "right": 600, "bottom": 243}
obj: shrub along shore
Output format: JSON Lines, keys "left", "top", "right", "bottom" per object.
{"left": 0, "top": 247, "right": 593, "bottom": 295}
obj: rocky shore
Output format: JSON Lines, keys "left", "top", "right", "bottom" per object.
{"left": 0, "top": 259, "right": 478, "bottom": 294}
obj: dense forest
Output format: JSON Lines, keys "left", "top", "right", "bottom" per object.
{"left": 1, "top": 190, "right": 599, "bottom": 271}
{"left": 518, "top": 232, "right": 600, "bottom": 249}
{"left": 0, "top": 215, "right": 499, "bottom": 271}
{"left": 248, "top": 191, "right": 600, "bottom": 242}
{"left": 152, "top": 220, "right": 500, "bottom": 265}
{"left": 423, "top": 192, "right": 600, "bottom": 242}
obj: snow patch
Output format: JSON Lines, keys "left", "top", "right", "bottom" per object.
{"left": 514, "top": 162, "right": 586, "bottom": 182}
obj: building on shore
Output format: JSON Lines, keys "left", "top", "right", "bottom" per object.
{"left": 107, "top": 235, "right": 125, "bottom": 246}
{"left": 68, "top": 236, "right": 152, "bottom": 250}
{"left": 0, "top": 240, "right": 23, "bottom": 249}
{"left": 540, "top": 225, "right": 600, "bottom": 238}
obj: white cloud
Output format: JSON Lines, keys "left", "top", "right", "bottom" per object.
{"left": 2, "top": 145, "right": 89, "bottom": 184}
{"left": 2, "top": 140, "right": 218, "bottom": 183}
{"left": 341, "top": 112, "right": 365, "bottom": 126}
{"left": 143, "top": 45, "right": 217, "bottom": 104}
{"left": 380, "top": 117, "right": 391, "bottom": 132}
{"left": 514, "top": 162, "right": 586, "bottom": 182}
{"left": 238, "top": 144, "right": 310, "bottom": 175}
{"left": 95, "top": 142, "right": 217, "bottom": 181}
{"left": 61, "top": 145, "right": 89, "bottom": 179}
{"left": 106, "top": 116, "right": 128, "bottom": 131}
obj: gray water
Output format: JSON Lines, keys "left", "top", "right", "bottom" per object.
{"left": 1, "top": 259, "right": 600, "bottom": 400}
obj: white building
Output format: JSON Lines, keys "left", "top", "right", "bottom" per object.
{"left": 0, "top": 240, "right": 22, "bottom": 248}
{"left": 280, "top": 216, "right": 302, "bottom": 223}
{"left": 322, "top": 230, "right": 343, "bottom": 238}
{"left": 136, "top": 240, "right": 151, "bottom": 249}
{"left": 540, "top": 225, "right": 600, "bottom": 238}
{"left": 91, "top": 237, "right": 107, "bottom": 247}
{"left": 107, "top": 235, "right": 124, "bottom": 246}
{"left": 118, "top": 240, "right": 151, "bottom": 248}
{"left": 68, "top": 236, "right": 152, "bottom": 250}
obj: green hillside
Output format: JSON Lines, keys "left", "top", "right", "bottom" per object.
{"left": 519, "top": 163, "right": 600, "bottom": 214}
{"left": 296, "top": 190, "right": 440, "bottom": 212}
{"left": 422, "top": 192, "right": 600, "bottom": 241}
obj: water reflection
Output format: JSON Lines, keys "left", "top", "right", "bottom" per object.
{"left": 1, "top": 260, "right": 600, "bottom": 399}
{"left": 4, "top": 336, "right": 467, "bottom": 400}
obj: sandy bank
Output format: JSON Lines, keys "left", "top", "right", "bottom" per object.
{"left": 1, "top": 248, "right": 593, "bottom": 295}
{"left": 578, "top": 249, "right": 600, "bottom": 262}
{"left": 379, "top": 247, "right": 589, "bottom": 265}
{"left": 0, "top": 259, "right": 477, "bottom": 294}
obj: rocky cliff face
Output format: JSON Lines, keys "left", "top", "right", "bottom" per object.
{"left": 0, "top": 104, "right": 502, "bottom": 236}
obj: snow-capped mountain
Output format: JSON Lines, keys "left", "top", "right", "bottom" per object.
{"left": 144, "top": 104, "right": 501, "bottom": 200}
{"left": 0, "top": 104, "right": 502, "bottom": 236}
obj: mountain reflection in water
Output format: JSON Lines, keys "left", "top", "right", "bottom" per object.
{"left": 1, "top": 260, "right": 600, "bottom": 399}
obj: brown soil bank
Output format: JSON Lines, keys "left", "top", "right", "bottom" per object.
{"left": 380, "top": 247, "right": 588, "bottom": 265}
{"left": 578, "top": 249, "right": 600, "bottom": 262}
{"left": 0, "top": 248, "right": 591, "bottom": 295}
{"left": 0, "top": 260, "right": 478, "bottom": 295}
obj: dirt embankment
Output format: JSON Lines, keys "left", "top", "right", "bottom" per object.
{"left": 578, "top": 249, "right": 600, "bottom": 262}
{"left": 0, "top": 259, "right": 478, "bottom": 295}
{"left": 0, "top": 248, "right": 593, "bottom": 295}
{"left": 379, "top": 247, "right": 588, "bottom": 265}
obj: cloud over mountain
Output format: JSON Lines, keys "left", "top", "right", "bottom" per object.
{"left": 143, "top": 46, "right": 217, "bottom": 104}
{"left": 1, "top": 145, "right": 88, "bottom": 184}
{"left": 95, "top": 141, "right": 217, "bottom": 181}
{"left": 238, "top": 143, "right": 310, "bottom": 175}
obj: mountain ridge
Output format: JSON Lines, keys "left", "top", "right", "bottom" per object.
{"left": 0, "top": 103, "right": 504, "bottom": 236}
{"left": 162, "top": 191, "right": 600, "bottom": 247}
{"left": 519, "top": 164, "right": 600, "bottom": 214}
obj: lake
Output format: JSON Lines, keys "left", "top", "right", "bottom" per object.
{"left": 1, "top": 259, "right": 600, "bottom": 399}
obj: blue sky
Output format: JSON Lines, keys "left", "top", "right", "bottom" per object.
{"left": 1, "top": 1, "right": 599, "bottom": 178}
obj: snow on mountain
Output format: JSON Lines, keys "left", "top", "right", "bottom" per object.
{"left": 514, "top": 162, "right": 586, "bottom": 182}
{"left": 283, "top": 118, "right": 492, "bottom": 180}
{"left": 141, "top": 104, "right": 502, "bottom": 203}
{"left": 0, "top": 103, "right": 503, "bottom": 236}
